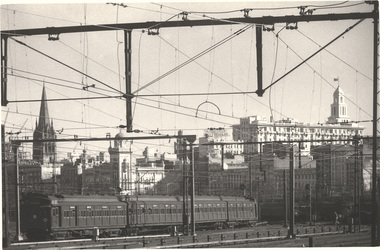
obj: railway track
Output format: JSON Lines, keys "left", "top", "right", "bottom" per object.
{"left": 8, "top": 224, "right": 371, "bottom": 249}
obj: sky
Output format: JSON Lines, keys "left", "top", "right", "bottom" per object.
{"left": 1, "top": 1, "right": 377, "bottom": 160}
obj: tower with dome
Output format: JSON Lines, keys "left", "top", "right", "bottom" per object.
{"left": 108, "top": 131, "right": 133, "bottom": 194}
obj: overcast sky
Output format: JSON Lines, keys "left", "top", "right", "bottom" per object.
{"left": 1, "top": 1, "right": 376, "bottom": 159}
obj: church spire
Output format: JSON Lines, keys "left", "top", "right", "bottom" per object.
{"left": 37, "top": 85, "right": 50, "bottom": 130}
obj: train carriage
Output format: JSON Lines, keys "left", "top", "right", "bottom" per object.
{"left": 21, "top": 193, "right": 258, "bottom": 241}
{"left": 125, "top": 195, "right": 183, "bottom": 234}
{"left": 21, "top": 193, "right": 128, "bottom": 240}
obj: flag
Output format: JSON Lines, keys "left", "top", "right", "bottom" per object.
{"left": 334, "top": 77, "right": 339, "bottom": 81}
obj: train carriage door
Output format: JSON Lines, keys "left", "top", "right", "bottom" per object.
{"left": 228, "top": 203, "right": 235, "bottom": 221}
{"left": 58, "top": 206, "right": 62, "bottom": 227}
{"left": 216, "top": 203, "right": 221, "bottom": 219}
{"left": 152, "top": 204, "right": 159, "bottom": 223}
{"left": 198, "top": 204, "right": 203, "bottom": 221}
{"left": 207, "top": 203, "right": 212, "bottom": 220}
{"left": 69, "top": 206, "right": 76, "bottom": 227}
{"left": 51, "top": 206, "right": 59, "bottom": 228}
{"left": 165, "top": 204, "right": 170, "bottom": 223}
{"left": 194, "top": 204, "right": 199, "bottom": 221}
{"left": 139, "top": 204, "right": 146, "bottom": 225}
{"left": 75, "top": 206, "right": 78, "bottom": 226}
{"left": 236, "top": 203, "right": 241, "bottom": 220}
{"left": 102, "top": 206, "right": 110, "bottom": 226}
{"left": 243, "top": 203, "right": 248, "bottom": 218}
{"left": 87, "top": 206, "right": 94, "bottom": 226}
{"left": 222, "top": 203, "right": 227, "bottom": 220}
{"left": 128, "top": 202, "right": 136, "bottom": 226}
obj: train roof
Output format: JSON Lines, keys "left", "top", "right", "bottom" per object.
{"left": 22, "top": 193, "right": 123, "bottom": 205}
{"left": 22, "top": 193, "right": 255, "bottom": 205}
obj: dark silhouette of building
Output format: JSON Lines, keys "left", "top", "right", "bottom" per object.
{"left": 33, "top": 86, "right": 57, "bottom": 165}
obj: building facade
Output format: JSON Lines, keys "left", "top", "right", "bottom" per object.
{"left": 232, "top": 87, "right": 363, "bottom": 155}
{"left": 311, "top": 144, "right": 359, "bottom": 201}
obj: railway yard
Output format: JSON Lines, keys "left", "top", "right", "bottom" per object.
{"left": 8, "top": 223, "right": 371, "bottom": 249}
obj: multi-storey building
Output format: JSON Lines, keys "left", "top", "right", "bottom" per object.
{"left": 199, "top": 128, "right": 244, "bottom": 158}
{"left": 311, "top": 144, "right": 358, "bottom": 201}
{"left": 232, "top": 87, "right": 363, "bottom": 155}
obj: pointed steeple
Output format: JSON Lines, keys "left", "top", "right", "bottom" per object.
{"left": 37, "top": 85, "right": 50, "bottom": 130}
{"left": 33, "top": 85, "right": 56, "bottom": 165}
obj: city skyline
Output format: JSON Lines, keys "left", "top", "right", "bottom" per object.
{"left": 1, "top": 1, "right": 375, "bottom": 159}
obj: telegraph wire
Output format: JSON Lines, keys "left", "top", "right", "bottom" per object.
{"left": 296, "top": 28, "right": 377, "bottom": 81}
{"left": 263, "top": 18, "right": 365, "bottom": 93}
{"left": 5, "top": 73, "right": 128, "bottom": 123}
{"left": 312, "top": 1, "right": 366, "bottom": 10}
{"left": 136, "top": 101, "right": 233, "bottom": 127}
{"left": 59, "top": 35, "right": 186, "bottom": 110}
{"left": 132, "top": 24, "right": 253, "bottom": 94}
{"left": 7, "top": 69, "right": 127, "bottom": 99}
{"left": 157, "top": 34, "right": 290, "bottom": 118}
{"left": 9, "top": 37, "right": 125, "bottom": 96}
{"left": 276, "top": 33, "right": 372, "bottom": 119}
{"left": 8, "top": 95, "right": 124, "bottom": 103}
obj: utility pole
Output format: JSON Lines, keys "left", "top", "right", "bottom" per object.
{"left": 11, "top": 142, "right": 23, "bottom": 241}
{"left": 249, "top": 154, "right": 252, "bottom": 197}
{"left": 182, "top": 138, "right": 189, "bottom": 235}
{"left": 124, "top": 30, "right": 133, "bottom": 132}
{"left": 2, "top": 125, "right": 10, "bottom": 247}
{"left": 190, "top": 141, "right": 196, "bottom": 236}
{"left": 371, "top": 1, "right": 379, "bottom": 246}
{"left": 288, "top": 145, "right": 295, "bottom": 239}
{"left": 283, "top": 169, "right": 288, "bottom": 228}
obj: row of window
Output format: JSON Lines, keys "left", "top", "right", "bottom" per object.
{"left": 58, "top": 207, "right": 126, "bottom": 218}
{"left": 133, "top": 203, "right": 253, "bottom": 215}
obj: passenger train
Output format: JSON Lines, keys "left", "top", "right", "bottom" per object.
{"left": 21, "top": 193, "right": 258, "bottom": 241}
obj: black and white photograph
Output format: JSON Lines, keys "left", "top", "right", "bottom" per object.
{"left": 1, "top": 0, "right": 379, "bottom": 248}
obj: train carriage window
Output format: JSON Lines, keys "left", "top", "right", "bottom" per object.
{"left": 52, "top": 207, "right": 59, "bottom": 216}
{"left": 208, "top": 204, "right": 212, "bottom": 213}
{"left": 171, "top": 205, "right": 176, "bottom": 214}
{"left": 217, "top": 203, "right": 221, "bottom": 212}
{"left": 87, "top": 206, "right": 92, "bottom": 217}
{"left": 140, "top": 205, "right": 145, "bottom": 214}
{"left": 195, "top": 204, "right": 199, "bottom": 213}
{"left": 198, "top": 204, "right": 202, "bottom": 213}
{"left": 165, "top": 204, "right": 170, "bottom": 214}
{"left": 161, "top": 204, "right": 165, "bottom": 214}
{"left": 70, "top": 206, "right": 76, "bottom": 217}
{"left": 117, "top": 206, "right": 123, "bottom": 216}
{"left": 153, "top": 205, "right": 158, "bottom": 214}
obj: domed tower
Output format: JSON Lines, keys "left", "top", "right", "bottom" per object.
{"left": 327, "top": 86, "right": 350, "bottom": 124}
{"left": 108, "top": 131, "right": 132, "bottom": 193}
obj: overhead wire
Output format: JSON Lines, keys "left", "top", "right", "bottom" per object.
{"left": 276, "top": 33, "right": 372, "bottom": 119}
{"left": 296, "top": 29, "right": 377, "bottom": 81}
{"left": 264, "top": 18, "right": 365, "bottom": 94}
{"left": 156, "top": 34, "right": 289, "bottom": 118}
{"left": 132, "top": 24, "right": 253, "bottom": 95}
{"left": 9, "top": 37, "right": 125, "bottom": 95}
